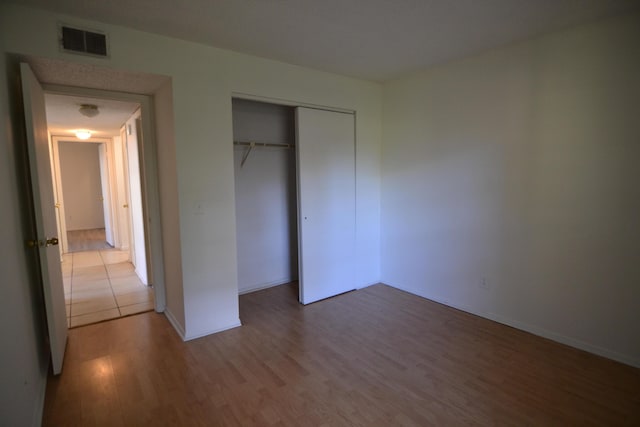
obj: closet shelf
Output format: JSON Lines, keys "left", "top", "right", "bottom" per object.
{"left": 234, "top": 141, "right": 295, "bottom": 167}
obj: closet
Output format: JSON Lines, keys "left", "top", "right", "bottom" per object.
{"left": 233, "top": 99, "right": 298, "bottom": 295}
{"left": 233, "top": 98, "right": 356, "bottom": 304}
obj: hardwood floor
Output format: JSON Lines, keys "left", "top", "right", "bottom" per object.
{"left": 42, "top": 283, "right": 640, "bottom": 426}
{"left": 67, "top": 228, "right": 113, "bottom": 252}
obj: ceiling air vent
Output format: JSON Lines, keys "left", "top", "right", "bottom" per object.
{"left": 59, "top": 25, "right": 109, "bottom": 57}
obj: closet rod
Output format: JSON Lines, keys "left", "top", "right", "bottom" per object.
{"left": 233, "top": 141, "right": 295, "bottom": 149}
{"left": 235, "top": 140, "right": 295, "bottom": 167}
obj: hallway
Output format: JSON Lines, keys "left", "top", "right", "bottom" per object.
{"left": 62, "top": 249, "right": 154, "bottom": 327}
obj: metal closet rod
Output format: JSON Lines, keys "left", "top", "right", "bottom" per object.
{"left": 234, "top": 140, "right": 296, "bottom": 167}
{"left": 233, "top": 140, "right": 295, "bottom": 149}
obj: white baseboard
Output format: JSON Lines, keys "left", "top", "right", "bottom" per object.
{"left": 239, "top": 277, "right": 296, "bottom": 295}
{"left": 384, "top": 282, "right": 640, "bottom": 369}
{"left": 240, "top": 279, "right": 380, "bottom": 295}
{"left": 356, "top": 281, "right": 382, "bottom": 290}
{"left": 134, "top": 267, "right": 148, "bottom": 286}
{"left": 164, "top": 308, "right": 186, "bottom": 341}
{"left": 183, "top": 320, "right": 242, "bottom": 341}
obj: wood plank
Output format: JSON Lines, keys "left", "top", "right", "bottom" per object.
{"left": 43, "top": 283, "right": 640, "bottom": 426}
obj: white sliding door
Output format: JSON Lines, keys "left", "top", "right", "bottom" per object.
{"left": 296, "top": 107, "right": 355, "bottom": 304}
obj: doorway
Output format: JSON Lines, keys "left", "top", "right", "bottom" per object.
{"left": 232, "top": 99, "right": 299, "bottom": 301}
{"left": 19, "top": 58, "right": 171, "bottom": 374}
{"left": 232, "top": 97, "right": 357, "bottom": 310}
{"left": 53, "top": 138, "right": 113, "bottom": 253}
{"left": 45, "top": 92, "right": 153, "bottom": 328}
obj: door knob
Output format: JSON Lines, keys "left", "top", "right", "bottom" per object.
{"left": 123, "top": 204, "right": 129, "bottom": 208}
{"left": 46, "top": 237, "right": 59, "bottom": 246}
{"left": 26, "top": 237, "right": 59, "bottom": 247}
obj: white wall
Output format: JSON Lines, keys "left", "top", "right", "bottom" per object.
{"left": 0, "top": 3, "right": 381, "bottom": 341}
{"left": 381, "top": 13, "right": 640, "bottom": 367}
{"left": 58, "top": 141, "right": 105, "bottom": 231}
{"left": 153, "top": 80, "right": 185, "bottom": 330}
{"left": 232, "top": 99, "right": 297, "bottom": 293}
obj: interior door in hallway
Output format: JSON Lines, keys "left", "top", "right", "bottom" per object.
{"left": 20, "top": 62, "right": 68, "bottom": 374}
{"left": 296, "top": 107, "right": 355, "bottom": 304}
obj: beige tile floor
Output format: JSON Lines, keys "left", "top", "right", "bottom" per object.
{"left": 62, "top": 249, "right": 154, "bottom": 328}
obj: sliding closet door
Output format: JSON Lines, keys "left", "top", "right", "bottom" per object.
{"left": 296, "top": 107, "right": 355, "bottom": 304}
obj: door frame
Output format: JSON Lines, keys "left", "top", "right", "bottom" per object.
{"left": 50, "top": 136, "right": 117, "bottom": 254}
{"left": 44, "top": 83, "right": 167, "bottom": 312}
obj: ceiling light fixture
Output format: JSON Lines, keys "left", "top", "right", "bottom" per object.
{"left": 75, "top": 130, "right": 92, "bottom": 140}
{"left": 78, "top": 103, "right": 99, "bottom": 118}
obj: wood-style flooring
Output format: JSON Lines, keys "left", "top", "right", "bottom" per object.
{"left": 67, "top": 228, "right": 113, "bottom": 252}
{"left": 42, "top": 283, "right": 640, "bottom": 426}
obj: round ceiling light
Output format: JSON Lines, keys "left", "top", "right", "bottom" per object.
{"left": 79, "top": 103, "right": 99, "bottom": 118}
{"left": 75, "top": 130, "right": 92, "bottom": 140}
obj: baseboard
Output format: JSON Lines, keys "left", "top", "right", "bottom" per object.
{"left": 239, "top": 277, "right": 296, "bottom": 295}
{"left": 384, "top": 282, "right": 640, "bottom": 369}
{"left": 356, "top": 281, "right": 382, "bottom": 290}
{"left": 485, "top": 312, "right": 640, "bottom": 369}
{"left": 163, "top": 308, "right": 186, "bottom": 341}
{"left": 183, "top": 320, "right": 242, "bottom": 341}
{"left": 135, "top": 267, "right": 148, "bottom": 286}
{"left": 240, "top": 279, "right": 381, "bottom": 295}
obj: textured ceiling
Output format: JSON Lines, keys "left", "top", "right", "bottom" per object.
{"left": 27, "top": 57, "right": 169, "bottom": 95}
{"left": 45, "top": 93, "right": 139, "bottom": 138}
{"left": 25, "top": 56, "right": 161, "bottom": 138}
{"left": 10, "top": 0, "right": 640, "bottom": 81}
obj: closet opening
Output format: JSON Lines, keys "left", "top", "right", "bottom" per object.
{"left": 232, "top": 98, "right": 300, "bottom": 302}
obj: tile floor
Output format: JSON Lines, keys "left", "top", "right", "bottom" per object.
{"left": 62, "top": 249, "right": 154, "bottom": 328}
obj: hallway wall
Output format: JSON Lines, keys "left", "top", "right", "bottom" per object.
{"left": 59, "top": 141, "right": 105, "bottom": 231}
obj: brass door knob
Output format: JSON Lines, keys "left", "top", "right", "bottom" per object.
{"left": 46, "top": 237, "right": 59, "bottom": 246}
{"left": 123, "top": 204, "right": 129, "bottom": 208}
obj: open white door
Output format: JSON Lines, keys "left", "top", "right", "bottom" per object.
{"left": 296, "top": 107, "right": 356, "bottom": 304}
{"left": 98, "top": 143, "right": 114, "bottom": 246}
{"left": 125, "top": 114, "right": 148, "bottom": 284}
{"left": 21, "top": 63, "right": 68, "bottom": 374}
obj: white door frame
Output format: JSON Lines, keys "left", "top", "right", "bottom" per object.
{"left": 44, "top": 83, "right": 167, "bottom": 312}
{"left": 50, "top": 136, "right": 116, "bottom": 254}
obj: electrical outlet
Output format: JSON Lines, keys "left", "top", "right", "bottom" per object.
{"left": 479, "top": 277, "right": 490, "bottom": 290}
